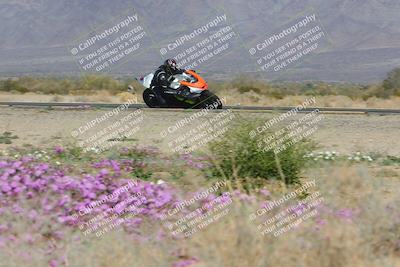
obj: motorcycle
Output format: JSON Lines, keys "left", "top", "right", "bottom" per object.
{"left": 131, "top": 70, "right": 223, "bottom": 109}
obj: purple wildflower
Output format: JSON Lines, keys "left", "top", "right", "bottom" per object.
{"left": 54, "top": 146, "right": 65, "bottom": 155}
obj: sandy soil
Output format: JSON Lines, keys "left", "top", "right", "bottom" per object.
{"left": 0, "top": 106, "right": 399, "bottom": 156}
{"left": 0, "top": 92, "right": 126, "bottom": 103}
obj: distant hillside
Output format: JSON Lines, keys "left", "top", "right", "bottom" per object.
{"left": 1, "top": 0, "right": 400, "bottom": 82}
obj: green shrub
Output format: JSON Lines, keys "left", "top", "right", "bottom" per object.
{"left": 1, "top": 79, "right": 28, "bottom": 93}
{"left": 0, "top": 131, "right": 18, "bottom": 144}
{"left": 382, "top": 156, "right": 400, "bottom": 166}
{"left": 383, "top": 68, "right": 400, "bottom": 90}
{"left": 238, "top": 86, "right": 261, "bottom": 94}
{"left": 3, "top": 67, "right": 400, "bottom": 99}
{"left": 207, "top": 118, "right": 314, "bottom": 188}
{"left": 381, "top": 68, "right": 400, "bottom": 98}
{"left": 0, "top": 75, "right": 132, "bottom": 95}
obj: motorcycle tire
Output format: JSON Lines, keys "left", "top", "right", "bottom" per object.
{"left": 143, "top": 88, "right": 160, "bottom": 108}
{"left": 196, "top": 91, "right": 223, "bottom": 109}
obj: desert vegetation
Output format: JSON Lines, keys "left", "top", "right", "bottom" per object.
{"left": 1, "top": 68, "right": 400, "bottom": 107}
{"left": 0, "top": 121, "right": 399, "bottom": 267}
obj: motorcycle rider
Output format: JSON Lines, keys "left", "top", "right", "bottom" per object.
{"left": 150, "top": 58, "right": 185, "bottom": 106}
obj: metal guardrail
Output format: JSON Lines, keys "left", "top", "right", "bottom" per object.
{"left": 0, "top": 102, "right": 399, "bottom": 114}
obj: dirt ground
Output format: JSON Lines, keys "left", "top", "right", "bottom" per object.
{"left": 0, "top": 106, "right": 399, "bottom": 156}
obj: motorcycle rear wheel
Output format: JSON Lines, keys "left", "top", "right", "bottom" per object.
{"left": 143, "top": 88, "right": 160, "bottom": 108}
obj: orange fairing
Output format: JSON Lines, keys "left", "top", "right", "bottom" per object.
{"left": 180, "top": 70, "right": 208, "bottom": 90}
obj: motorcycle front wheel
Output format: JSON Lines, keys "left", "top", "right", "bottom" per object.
{"left": 196, "top": 90, "right": 223, "bottom": 109}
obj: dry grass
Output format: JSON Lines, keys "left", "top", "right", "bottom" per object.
{"left": 0, "top": 92, "right": 121, "bottom": 103}
{"left": 173, "top": 165, "right": 400, "bottom": 267}
{"left": 1, "top": 164, "right": 399, "bottom": 266}
{"left": 218, "top": 88, "right": 400, "bottom": 108}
